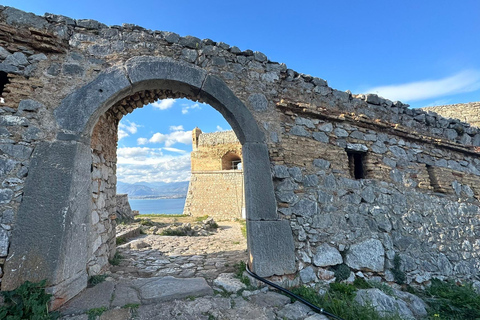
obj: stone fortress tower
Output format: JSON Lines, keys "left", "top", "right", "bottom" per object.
{"left": 183, "top": 128, "right": 245, "bottom": 220}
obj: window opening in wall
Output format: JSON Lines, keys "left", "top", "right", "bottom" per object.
{"left": 0, "top": 71, "right": 9, "bottom": 101}
{"left": 89, "top": 95, "right": 248, "bottom": 282}
{"left": 347, "top": 151, "right": 365, "bottom": 179}
{"left": 426, "top": 164, "right": 442, "bottom": 192}
{"left": 222, "top": 152, "right": 242, "bottom": 170}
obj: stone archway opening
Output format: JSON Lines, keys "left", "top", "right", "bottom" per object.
{"left": 88, "top": 93, "right": 248, "bottom": 284}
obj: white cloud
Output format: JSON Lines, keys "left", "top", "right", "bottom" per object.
{"left": 169, "top": 125, "right": 184, "bottom": 131}
{"left": 216, "top": 125, "right": 224, "bottom": 131}
{"left": 163, "top": 147, "right": 187, "bottom": 154}
{"left": 181, "top": 102, "right": 202, "bottom": 114}
{"left": 148, "top": 130, "right": 191, "bottom": 147}
{"left": 151, "top": 99, "right": 176, "bottom": 110}
{"left": 117, "top": 147, "right": 191, "bottom": 183}
{"left": 119, "top": 120, "right": 140, "bottom": 134}
{"left": 118, "top": 129, "right": 129, "bottom": 140}
{"left": 149, "top": 132, "right": 167, "bottom": 144}
{"left": 137, "top": 137, "right": 148, "bottom": 145}
{"left": 118, "top": 120, "right": 140, "bottom": 140}
{"left": 366, "top": 70, "right": 480, "bottom": 102}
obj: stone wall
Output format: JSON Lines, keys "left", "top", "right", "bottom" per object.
{"left": 422, "top": 102, "right": 480, "bottom": 129}
{"left": 0, "top": 6, "right": 479, "bottom": 306}
{"left": 116, "top": 194, "right": 135, "bottom": 223}
{"left": 183, "top": 171, "right": 244, "bottom": 220}
{"left": 185, "top": 129, "right": 245, "bottom": 219}
{"left": 90, "top": 109, "right": 118, "bottom": 275}
{"left": 272, "top": 101, "right": 480, "bottom": 284}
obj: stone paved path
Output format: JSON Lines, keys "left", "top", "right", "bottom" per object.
{"left": 58, "top": 220, "right": 329, "bottom": 320}
{"left": 111, "top": 221, "right": 248, "bottom": 283}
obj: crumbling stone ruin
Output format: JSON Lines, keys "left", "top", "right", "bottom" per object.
{"left": 0, "top": 6, "right": 479, "bottom": 309}
{"left": 183, "top": 128, "right": 244, "bottom": 220}
{"left": 422, "top": 102, "right": 480, "bottom": 128}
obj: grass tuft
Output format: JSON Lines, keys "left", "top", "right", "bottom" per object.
{"left": 88, "top": 274, "right": 108, "bottom": 287}
{"left": 109, "top": 252, "right": 123, "bottom": 266}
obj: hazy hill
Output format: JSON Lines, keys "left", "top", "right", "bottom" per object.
{"left": 117, "top": 181, "right": 189, "bottom": 199}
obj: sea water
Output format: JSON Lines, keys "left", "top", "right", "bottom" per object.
{"left": 128, "top": 198, "right": 186, "bottom": 214}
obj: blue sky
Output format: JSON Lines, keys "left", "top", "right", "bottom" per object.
{"left": 4, "top": 1, "right": 480, "bottom": 184}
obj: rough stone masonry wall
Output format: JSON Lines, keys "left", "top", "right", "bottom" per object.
{"left": 191, "top": 131, "right": 242, "bottom": 171}
{"left": 183, "top": 172, "right": 244, "bottom": 220}
{"left": 90, "top": 109, "right": 118, "bottom": 275}
{"left": 272, "top": 101, "right": 480, "bottom": 285}
{"left": 0, "top": 6, "right": 479, "bottom": 295}
{"left": 422, "top": 102, "right": 480, "bottom": 128}
{"left": 185, "top": 130, "right": 244, "bottom": 219}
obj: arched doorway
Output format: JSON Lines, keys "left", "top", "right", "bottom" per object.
{"left": 2, "top": 57, "right": 295, "bottom": 308}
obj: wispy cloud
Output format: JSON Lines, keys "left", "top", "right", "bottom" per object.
{"left": 367, "top": 70, "right": 480, "bottom": 102}
{"left": 181, "top": 102, "right": 202, "bottom": 114}
{"left": 169, "top": 125, "right": 184, "bottom": 131}
{"left": 164, "top": 147, "right": 187, "bottom": 154}
{"left": 117, "top": 147, "right": 190, "bottom": 183}
{"left": 118, "top": 120, "right": 141, "bottom": 140}
{"left": 216, "top": 125, "right": 225, "bottom": 131}
{"left": 151, "top": 99, "right": 176, "bottom": 110}
{"left": 137, "top": 137, "right": 148, "bottom": 145}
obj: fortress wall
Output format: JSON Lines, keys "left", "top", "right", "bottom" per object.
{"left": 423, "top": 102, "right": 480, "bottom": 129}
{"left": 198, "top": 130, "right": 239, "bottom": 146}
{"left": 191, "top": 139, "right": 242, "bottom": 171}
{"left": 183, "top": 171, "right": 244, "bottom": 220}
{"left": 273, "top": 101, "right": 480, "bottom": 284}
{"left": 186, "top": 130, "right": 244, "bottom": 219}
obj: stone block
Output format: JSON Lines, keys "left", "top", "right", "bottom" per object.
{"left": 55, "top": 66, "right": 131, "bottom": 134}
{"left": 2, "top": 141, "right": 91, "bottom": 298}
{"left": 243, "top": 142, "right": 277, "bottom": 221}
{"left": 345, "top": 239, "right": 385, "bottom": 272}
{"left": 59, "top": 281, "right": 114, "bottom": 315}
{"left": 133, "top": 276, "right": 213, "bottom": 304}
{"left": 313, "top": 243, "right": 343, "bottom": 267}
{"left": 247, "top": 220, "right": 296, "bottom": 277}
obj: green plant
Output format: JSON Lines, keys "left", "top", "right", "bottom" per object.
{"left": 139, "top": 219, "right": 154, "bottom": 226}
{"left": 239, "top": 219, "right": 247, "bottom": 238}
{"left": 289, "top": 285, "right": 403, "bottom": 320}
{"left": 139, "top": 214, "right": 186, "bottom": 218}
{"left": 160, "top": 229, "right": 187, "bottom": 236}
{"left": 109, "top": 252, "right": 123, "bottom": 266}
{"left": 116, "top": 237, "right": 127, "bottom": 245}
{"left": 195, "top": 215, "right": 209, "bottom": 222}
{"left": 421, "top": 279, "right": 480, "bottom": 320}
{"left": 333, "top": 263, "right": 351, "bottom": 282}
{"left": 391, "top": 254, "right": 406, "bottom": 285}
{"left": 0, "top": 280, "right": 59, "bottom": 320}
{"left": 122, "top": 303, "right": 140, "bottom": 310}
{"left": 88, "top": 275, "right": 108, "bottom": 287}
{"left": 87, "top": 307, "right": 107, "bottom": 320}
{"left": 233, "top": 261, "right": 252, "bottom": 288}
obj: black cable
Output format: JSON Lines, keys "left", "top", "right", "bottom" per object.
{"left": 245, "top": 263, "right": 346, "bottom": 320}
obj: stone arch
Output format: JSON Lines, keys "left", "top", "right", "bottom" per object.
{"left": 3, "top": 57, "right": 295, "bottom": 307}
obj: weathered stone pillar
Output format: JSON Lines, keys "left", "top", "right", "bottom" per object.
{"left": 2, "top": 140, "right": 91, "bottom": 309}
{"left": 243, "top": 142, "right": 296, "bottom": 276}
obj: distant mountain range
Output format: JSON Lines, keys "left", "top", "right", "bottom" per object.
{"left": 117, "top": 181, "right": 189, "bottom": 199}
